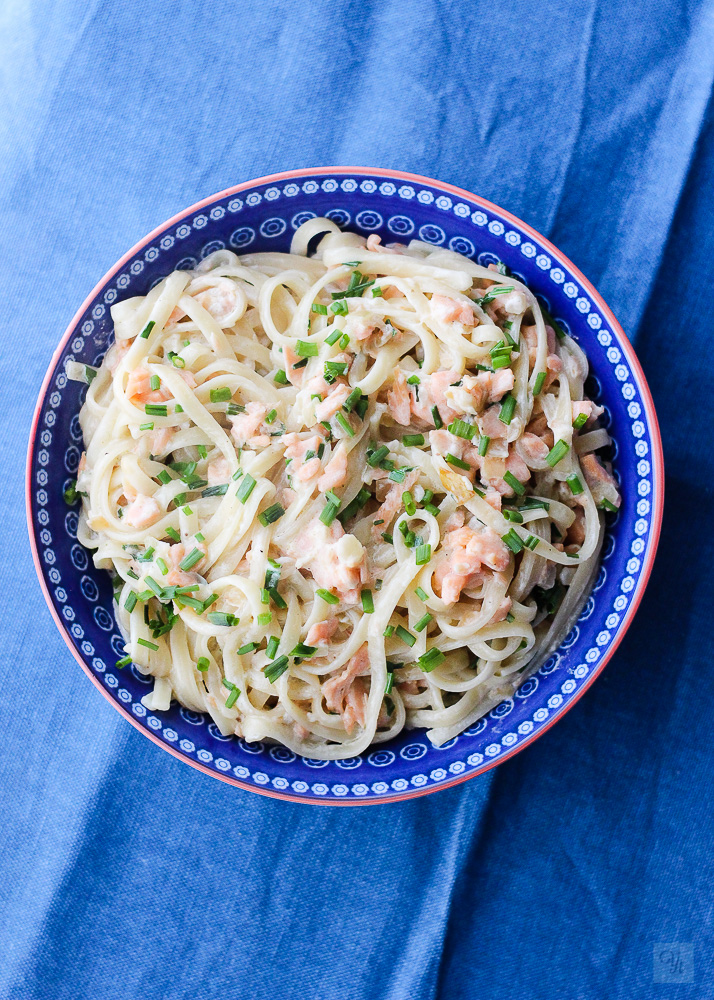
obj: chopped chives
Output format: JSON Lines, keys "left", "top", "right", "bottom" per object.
{"left": 477, "top": 284, "right": 514, "bottom": 306}
{"left": 137, "top": 638, "right": 159, "bottom": 651}
{"left": 263, "top": 655, "right": 290, "bottom": 683}
{"left": 342, "top": 386, "right": 363, "bottom": 412}
{"left": 330, "top": 299, "right": 348, "bottom": 316}
{"left": 478, "top": 435, "right": 490, "bottom": 457}
{"left": 165, "top": 526, "right": 181, "bottom": 543}
{"left": 127, "top": 569, "right": 139, "bottom": 580}
{"left": 179, "top": 548, "right": 203, "bottom": 571}
{"left": 415, "top": 587, "right": 429, "bottom": 601}
{"left": 140, "top": 320, "right": 155, "bottom": 339}
{"left": 566, "top": 551, "right": 580, "bottom": 559}
{"left": 533, "top": 371, "right": 546, "bottom": 395}
{"left": 502, "top": 528, "right": 524, "bottom": 554}
{"left": 196, "top": 657, "right": 209, "bottom": 671}
{"left": 566, "top": 473, "right": 585, "bottom": 495}
{"left": 116, "top": 655, "right": 132, "bottom": 668}
{"left": 296, "top": 339, "right": 318, "bottom": 357}
{"left": 124, "top": 591, "right": 138, "bottom": 612}
{"left": 201, "top": 484, "right": 229, "bottom": 498}
{"left": 415, "top": 543, "right": 431, "bottom": 565}
{"left": 325, "top": 327, "right": 342, "bottom": 346}
{"left": 175, "top": 404, "right": 184, "bottom": 413}
{"left": 167, "top": 351, "right": 185, "bottom": 369}
{"left": 403, "top": 433, "right": 424, "bottom": 446}
{"left": 384, "top": 672, "right": 394, "bottom": 694}
{"left": 423, "top": 502, "right": 440, "bottom": 516}
{"left": 367, "top": 445, "right": 389, "bottom": 467}
{"left": 257, "top": 611, "right": 272, "bottom": 626}
{"left": 503, "top": 471, "right": 526, "bottom": 495}
{"left": 265, "top": 408, "right": 277, "bottom": 424}
{"left": 381, "top": 532, "right": 394, "bottom": 544}
{"left": 403, "top": 490, "right": 416, "bottom": 516}
{"left": 180, "top": 595, "right": 205, "bottom": 612}
{"left": 264, "top": 560, "right": 281, "bottom": 591}
{"left": 446, "top": 453, "right": 471, "bottom": 471}
{"left": 274, "top": 369, "right": 289, "bottom": 384}
{"left": 334, "top": 412, "right": 354, "bottom": 437}
{"left": 319, "top": 500, "right": 340, "bottom": 526}
{"left": 524, "top": 535, "right": 539, "bottom": 550}
{"left": 292, "top": 357, "right": 309, "bottom": 370}
{"left": 316, "top": 589, "right": 339, "bottom": 605}
{"left": 210, "top": 387, "right": 232, "bottom": 403}
{"left": 156, "top": 557, "right": 169, "bottom": 576}
{"left": 324, "top": 360, "right": 348, "bottom": 382}
{"left": 145, "top": 576, "right": 163, "bottom": 598}
{"left": 225, "top": 685, "right": 240, "bottom": 708}
{"left": 499, "top": 394, "right": 517, "bottom": 424}
{"left": 237, "top": 642, "right": 258, "bottom": 655}
{"left": 503, "top": 508, "right": 524, "bottom": 523}
{"left": 144, "top": 403, "right": 167, "bottom": 416}
{"left": 388, "top": 468, "right": 407, "bottom": 483}
{"left": 266, "top": 635, "right": 280, "bottom": 659}
{"left": 383, "top": 625, "right": 395, "bottom": 637}
{"left": 175, "top": 584, "right": 200, "bottom": 594}
{"left": 372, "top": 286, "right": 384, "bottom": 297}
{"left": 418, "top": 647, "right": 445, "bottom": 672}
{"left": 312, "top": 303, "right": 328, "bottom": 315}
{"left": 600, "top": 498, "right": 618, "bottom": 512}
{"left": 139, "top": 422, "right": 154, "bottom": 431}
{"left": 361, "top": 589, "right": 374, "bottom": 614}
{"left": 491, "top": 352, "right": 512, "bottom": 370}
{"left": 269, "top": 588, "right": 287, "bottom": 609}
{"left": 337, "top": 486, "right": 371, "bottom": 524}
{"left": 63, "top": 481, "right": 78, "bottom": 505}
{"left": 236, "top": 474, "right": 256, "bottom": 503}
{"left": 291, "top": 643, "right": 318, "bottom": 658}
{"left": 207, "top": 612, "right": 239, "bottom": 627}
{"left": 157, "top": 470, "right": 172, "bottom": 485}
{"left": 448, "top": 419, "right": 476, "bottom": 441}
{"left": 226, "top": 402, "right": 245, "bottom": 416}
{"left": 258, "top": 503, "right": 285, "bottom": 526}
{"left": 413, "top": 613, "right": 432, "bottom": 633}
{"left": 396, "top": 625, "right": 416, "bottom": 647}
{"left": 573, "top": 411, "right": 588, "bottom": 429}
{"left": 431, "top": 405, "right": 443, "bottom": 429}
{"left": 406, "top": 375, "right": 420, "bottom": 385}
{"left": 260, "top": 588, "right": 270, "bottom": 604}
{"left": 546, "top": 439, "right": 569, "bottom": 467}
{"left": 150, "top": 374, "right": 160, "bottom": 391}
{"left": 232, "top": 469, "right": 243, "bottom": 481}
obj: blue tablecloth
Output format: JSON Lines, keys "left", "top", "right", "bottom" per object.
{"left": 2, "top": 3, "right": 713, "bottom": 997}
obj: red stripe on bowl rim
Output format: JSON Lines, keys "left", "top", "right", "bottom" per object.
{"left": 25, "top": 166, "right": 665, "bottom": 805}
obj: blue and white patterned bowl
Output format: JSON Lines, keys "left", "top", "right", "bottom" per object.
{"left": 26, "top": 167, "right": 664, "bottom": 804}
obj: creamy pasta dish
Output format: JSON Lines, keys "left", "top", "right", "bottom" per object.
{"left": 66, "top": 218, "right": 621, "bottom": 758}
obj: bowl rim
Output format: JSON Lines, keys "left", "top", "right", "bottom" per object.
{"left": 25, "top": 165, "right": 664, "bottom": 805}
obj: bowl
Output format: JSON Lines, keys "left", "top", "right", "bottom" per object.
{"left": 26, "top": 167, "right": 663, "bottom": 804}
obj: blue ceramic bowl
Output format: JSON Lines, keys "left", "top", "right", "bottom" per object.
{"left": 27, "top": 167, "right": 663, "bottom": 804}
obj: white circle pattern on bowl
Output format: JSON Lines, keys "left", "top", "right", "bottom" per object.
{"left": 30, "top": 173, "right": 658, "bottom": 801}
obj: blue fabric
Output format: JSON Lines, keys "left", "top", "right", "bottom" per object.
{"left": 1, "top": 2, "right": 712, "bottom": 997}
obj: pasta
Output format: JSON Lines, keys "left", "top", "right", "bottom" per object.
{"left": 67, "top": 218, "right": 621, "bottom": 759}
